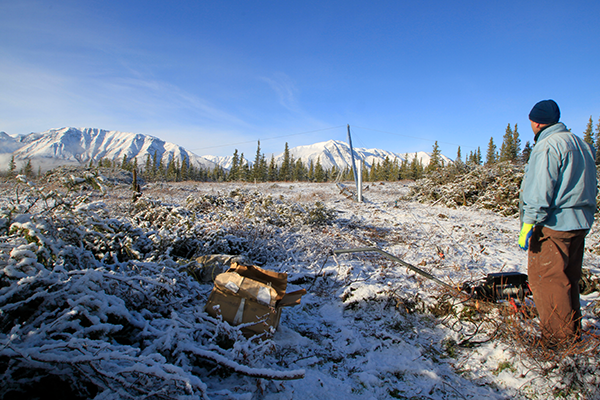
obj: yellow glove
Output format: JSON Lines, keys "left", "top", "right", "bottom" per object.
{"left": 518, "top": 223, "right": 534, "bottom": 250}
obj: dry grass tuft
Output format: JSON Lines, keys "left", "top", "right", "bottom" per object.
{"left": 496, "top": 301, "right": 600, "bottom": 398}
{"left": 426, "top": 281, "right": 600, "bottom": 398}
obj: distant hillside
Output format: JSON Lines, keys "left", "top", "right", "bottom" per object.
{"left": 272, "top": 139, "right": 450, "bottom": 170}
{"left": 0, "top": 127, "right": 451, "bottom": 173}
{"left": 206, "top": 140, "right": 452, "bottom": 171}
{"left": 0, "top": 127, "right": 218, "bottom": 172}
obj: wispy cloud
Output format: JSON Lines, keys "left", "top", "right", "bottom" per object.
{"left": 0, "top": 55, "right": 254, "bottom": 135}
{"left": 0, "top": 1, "right": 257, "bottom": 133}
{"left": 259, "top": 72, "right": 301, "bottom": 113}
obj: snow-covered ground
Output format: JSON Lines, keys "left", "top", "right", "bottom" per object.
{"left": 1, "top": 178, "right": 599, "bottom": 399}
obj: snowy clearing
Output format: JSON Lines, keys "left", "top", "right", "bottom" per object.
{"left": 1, "top": 178, "right": 599, "bottom": 399}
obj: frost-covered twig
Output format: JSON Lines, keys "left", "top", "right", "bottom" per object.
{"left": 179, "top": 343, "right": 305, "bottom": 380}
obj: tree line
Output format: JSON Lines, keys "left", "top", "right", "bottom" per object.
{"left": 104, "top": 141, "right": 433, "bottom": 183}
{"left": 482, "top": 116, "right": 600, "bottom": 167}
{"left": 6, "top": 116, "right": 600, "bottom": 182}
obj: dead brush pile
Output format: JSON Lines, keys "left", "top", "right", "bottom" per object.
{"left": 424, "top": 289, "right": 600, "bottom": 399}
{"left": 497, "top": 303, "right": 600, "bottom": 399}
{"left": 0, "top": 176, "right": 339, "bottom": 399}
{"left": 403, "top": 162, "right": 524, "bottom": 217}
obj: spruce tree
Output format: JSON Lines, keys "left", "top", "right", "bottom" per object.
{"left": 314, "top": 157, "right": 325, "bottom": 182}
{"left": 466, "top": 151, "right": 474, "bottom": 165}
{"left": 369, "top": 161, "right": 378, "bottom": 182}
{"left": 229, "top": 150, "right": 240, "bottom": 181}
{"left": 595, "top": 116, "right": 600, "bottom": 165}
{"left": 329, "top": 165, "right": 338, "bottom": 182}
{"left": 152, "top": 151, "right": 158, "bottom": 180}
{"left": 180, "top": 156, "right": 188, "bottom": 181}
{"left": 22, "top": 159, "right": 34, "bottom": 177}
{"left": 485, "top": 137, "right": 497, "bottom": 165}
{"left": 238, "top": 152, "right": 246, "bottom": 181}
{"left": 288, "top": 154, "right": 295, "bottom": 181}
{"left": 260, "top": 154, "right": 268, "bottom": 181}
{"left": 399, "top": 154, "right": 410, "bottom": 180}
{"left": 410, "top": 153, "right": 423, "bottom": 179}
{"left": 450, "top": 147, "right": 464, "bottom": 175}
{"left": 8, "top": 155, "right": 16, "bottom": 176}
{"left": 292, "top": 159, "right": 306, "bottom": 181}
{"left": 157, "top": 157, "right": 165, "bottom": 180}
{"left": 144, "top": 154, "right": 152, "bottom": 179}
{"left": 239, "top": 153, "right": 248, "bottom": 181}
{"left": 499, "top": 124, "right": 514, "bottom": 162}
{"left": 194, "top": 164, "right": 202, "bottom": 181}
{"left": 381, "top": 156, "right": 391, "bottom": 181}
{"left": 280, "top": 143, "right": 291, "bottom": 181}
{"left": 427, "top": 141, "right": 441, "bottom": 172}
{"left": 521, "top": 141, "right": 532, "bottom": 164}
{"left": 121, "top": 154, "right": 129, "bottom": 171}
{"left": 252, "top": 141, "right": 266, "bottom": 182}
{"left": 188, "top": 162, "right": 196, "bottom": 181}
{"left": 512, "top": 124, "right": 521, "bottom": 161}
{"left": 267, "top": 155, "right": 278, "bottom": 181}
{"left": 166, "top": 159, "right": 177, "bottom": 181}
{"left": 392, "top": 158, "right": 400, "bottom": 181}
{"left": 210, "top": 165, "right": 222, "bottom": 182}
{"left": 583, "top": 116, "right": 594, "bottom": 145}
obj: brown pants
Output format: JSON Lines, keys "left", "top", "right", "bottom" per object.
{"left": 528, "top": 226, "right": 587, "bottom": 343}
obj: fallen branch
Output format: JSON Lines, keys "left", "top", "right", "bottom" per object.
{"left": 180, "top": 343, "right": 306, "bottom": 380}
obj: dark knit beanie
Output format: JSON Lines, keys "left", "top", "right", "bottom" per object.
{"left": 529, "top": 99, "right": 560, "bottom": 124}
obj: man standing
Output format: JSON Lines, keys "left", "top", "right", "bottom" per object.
{"left": 519, "top": 99, "right": 597, "bottom": 345}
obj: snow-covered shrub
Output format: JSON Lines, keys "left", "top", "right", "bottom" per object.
{"left": 304, "top": 201, "right": 337, "bottom": 226}
{"left": 404, "top": 162, "right": 524, "bottom": 216}
{"left": 185, "top": 193, "right": 233, "bottom": 214}
{"left": 0, "top": 178, "right": 307, "bottom": 399}
{"left": 185, "top": 190, "right": 336, "bottom": 228}
{"left": 44, "top": 166, "right": 136, "bottom": 188}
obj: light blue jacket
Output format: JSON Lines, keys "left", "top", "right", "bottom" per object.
{"left": 520, "top": 122, "right": 597, "bottom": 231}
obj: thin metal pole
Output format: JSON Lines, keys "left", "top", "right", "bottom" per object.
{"left": 333, "top": 247, "right": 455, "bottom": 290}
{"left": 357, "top": 159, "right": 363, "bottom": 202}
{"left": 346, "top": 124, "right": 359, "bottom": 199}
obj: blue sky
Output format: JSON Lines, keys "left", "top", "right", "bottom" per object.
{"left": 1, "top": 0, "right": 599, "bottom": 159}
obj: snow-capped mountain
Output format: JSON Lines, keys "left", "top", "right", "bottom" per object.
{"left": 203, "top": 154, "right": 248, "bottom": 170}
{"left": 0, "top": 131, "right": 27, "bottom": 154}
{"left": 1, "top": 127, "right": 218, "bottom": 171}
{"left": 206, "top": 140, "right": 450, "bottom": 171}
{"left": 273, "top": 139, "right": 449, "bottom": 170}
{"left": 0, "top": 128, "right": 451, "bottom": 173}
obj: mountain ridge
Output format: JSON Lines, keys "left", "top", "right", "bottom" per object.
{"left": 205, "top": 139, "right": 451, "bottom": 171}
{"left": 1, "top": 127, "right": 218, "bottom": 172}
{"left": 0, "top": 127, "right": 451, "bottom": 172}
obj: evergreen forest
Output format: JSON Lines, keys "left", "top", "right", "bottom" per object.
{"left": 5, "top": 116, "right": 600, "bottom": 184}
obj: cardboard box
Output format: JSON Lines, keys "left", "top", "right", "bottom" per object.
{"left": 184, "top": 254, "right": 251, "bottom": 283}
{"left": 205, "top": 262, "right": 306, "bottom": 337}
